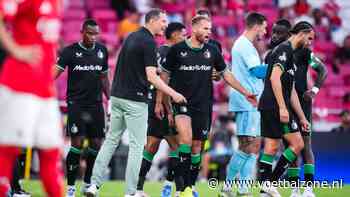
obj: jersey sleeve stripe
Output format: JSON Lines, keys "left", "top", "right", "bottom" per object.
{"left": 56, "top": 65, "right": 65, "bottom": 71}
{"left": 101, "top": 69, "right": 109, "bottom": 74}
{"left": 273, "top": 63, "right": 285, "bottom": 72}
{"left": 159, "top": 65, "right": 171, "bottom": 73}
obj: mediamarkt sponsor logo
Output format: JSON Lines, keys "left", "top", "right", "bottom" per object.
{"left": 179, "top": 64, "right": 211, "bottom": 71}
{"left": 73, "top": 65, "right": 103, "bottom": 71}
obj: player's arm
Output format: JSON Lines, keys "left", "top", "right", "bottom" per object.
{"left": 270, "top": 64, "right": 289, "bottom": 123}
{"left": 144, "top": 43, "right": 186, "bottom": 104}
{"left": 146, "top": 67, "right": 186, "bottom": 103}
{"left": 304, "top": 52, "right": 328, "bottom": 100}
{"left": 214, "top": 50, "right": 257, "bottom": 105}
{"left": 222, "top": 70, "right": 254, "bottom": 98}
{"left": 0, "top": 9, "right": 42, "bottom": 65}
{"left": 101, "top": 72, "right": 110, "bottom": 100}
{"left": 54, "top": 65, "right": 64, "bottom": 79}
{"left": 54, "top": 48, "right": 70, "bottom": 79}
{"left": 291, "top": 84, "right": 310, "bottom": 131}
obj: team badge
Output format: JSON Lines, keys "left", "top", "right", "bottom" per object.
{"left": 180, "top": 51, "right": 188, "bottom": 57}
{"left": 71, "top": 124, "right": 78, "bottom": 133}
{"left": 97, "top": 50, "right": 104, "bottom": 59}
{"left": 279, "top": 52, "right": 287, "bottom": 62}
{"left": 203, "top": 49, "right": 211, "bottom": 59}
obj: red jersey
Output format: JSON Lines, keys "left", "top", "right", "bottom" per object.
{"left": 0, "top": 0, "right": 61, "bottom": 98}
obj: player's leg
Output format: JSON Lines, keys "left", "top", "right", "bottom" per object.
{"left": 0, "top": 146, "right": 21, "bottom": 196}
{"left": 66, "top": 136, "right": 84, "bottom": 196}
{"left": 271, "top": 129, "right": 304, "bottom": 182}
{"left": 190, "top": 111, "right": 211, "bottom": 197}
{"left": 301, "top": 134, "right": 315, "bottom": 197}
{"left": 86, "top": 97, "right": 126, "bottom": 196}
{"left": 82, "top": 103, "right": 105, "bottom": 194}
{"left": 65, "top": 103, "right": 85, "bottom": 196}
{"left": 283, "top": 138, "right": 301, "bottom": 197}
{"left": 162, "top": 135, "right": 180, "bottom": 197}
{"left": 301, "top": 102, "right": 315, "bottom": 197}
{"left": 82, "top": 137, "right": 103, "bottom": 194}
{"left": 0, "top": 87, "right": 39, "bottom": 196}
{"left": 137, "top": 136, "right": 161, "bottom": 193}
{"left": 174, "top": 110, "right": 193, "bottom": 195}
{"left": 258, "top": 110, "right": 283, "bottom": 197}
{"left": 38, "top": 148, "right": 64, "bottom": 197}
{"left": 225, "top": 112, "right": 250, "bottom": 182}
{"left": 237, "top": 112, "right": 261, "bottom": 195}
{"left": 259, "top": 138, "right": 280, "bottom": 197}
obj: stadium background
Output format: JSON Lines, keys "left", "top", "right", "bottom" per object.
{"left": 1, "top": 0, "right": 349, "bottom": 190}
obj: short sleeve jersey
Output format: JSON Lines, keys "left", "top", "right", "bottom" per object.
{"left": 56, "top": 42, "right": 109, "bottom": 105}
{"left": 293, "top": 47, "right": 312, "bottom": 96}
{"left": 259, "top": 41, "right": 297, "bottom": 110}
{"left": 111, "top": 27, "right": 157, "bottom": 103}
{"left": 148, "top": 45, "right": 170, "bottom": 117}
{"left": 162, "top": 40, "right": 226, "bottom": 112}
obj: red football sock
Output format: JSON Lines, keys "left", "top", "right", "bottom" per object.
{"left": 39, "top": 148, "right": 64, "bottom": 197}
{"left": 0, "top": 146, "right": 20, "bottom": 197}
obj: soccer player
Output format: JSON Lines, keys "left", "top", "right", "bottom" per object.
{"left": 135, "top": 22, "right": 187, "bottom": 197}
{"left": 0, "top": 0, "right": 64, "bottom": 197}
{"left": 258, "top": 21, "right": 315, "bottom": 197}
{"left": 221, "top": 12, "right": 267, "bottom": 197}
{"left": 55, "top": 19, "right": 110, "bottom": 197}
{"left": 268, "top": 20, "right": 328, "bottom": 197}
{"left": 160, "top": 16, "right": 257, "bottom": 197}
{"left": 86, "top": 9, "right": 186, "bottom": 197}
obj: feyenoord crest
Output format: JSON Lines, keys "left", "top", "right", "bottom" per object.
{"left": 71, "top": 124, "right": 78, "bottom": 133}
{"left": 279, "top": 52, "right": 287, "bottom": 62}
{"left": 97, "top": 50, "right": 104, "bottom": 59}
{"left": 204, "top": 49, "right": 211, "bottom": 59}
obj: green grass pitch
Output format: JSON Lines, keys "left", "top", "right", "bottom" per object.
{"left": 22, "top": 180, "right": 349, "bottom": 197}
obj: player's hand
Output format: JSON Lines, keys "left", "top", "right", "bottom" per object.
{"left": 167, "top": 113, "right": 175, "bottom": 127}
{"left": 155, "top": 102, "right": 165, "bottom": 119}
{"left": 303, "top": 90, "right": 316, "bottom": 102}
{"left": 172, "top": 92, "right": 187, "bottom": 104}
{"left": 245, "top": 93, "right": 258, "bottom": 107}
{"left": 279, "top": 108, "right": 290, "bottom": 123}
{"left": 300, "top": 118, "right": 310, "bottom": 132}
{"left": 11, "top": 45, "right": 42, "bottom": 65}
{"left": 212, "top": 68, "right": 221, "bottom": 81}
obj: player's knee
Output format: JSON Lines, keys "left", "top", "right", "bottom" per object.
{"left": 89, "top": 138, "right": 103, "bottom": 150}
{"left": 264, "top": 143, "right": 279, "bottom": 155}
{"left": 144, "top": 141, "right": 160, "bottom": 154}
{"left": 70, "top": 136, "right": 84, "bottom": 148}
{"left": 191, "top": 140, "right": 202, "bottom": 154}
